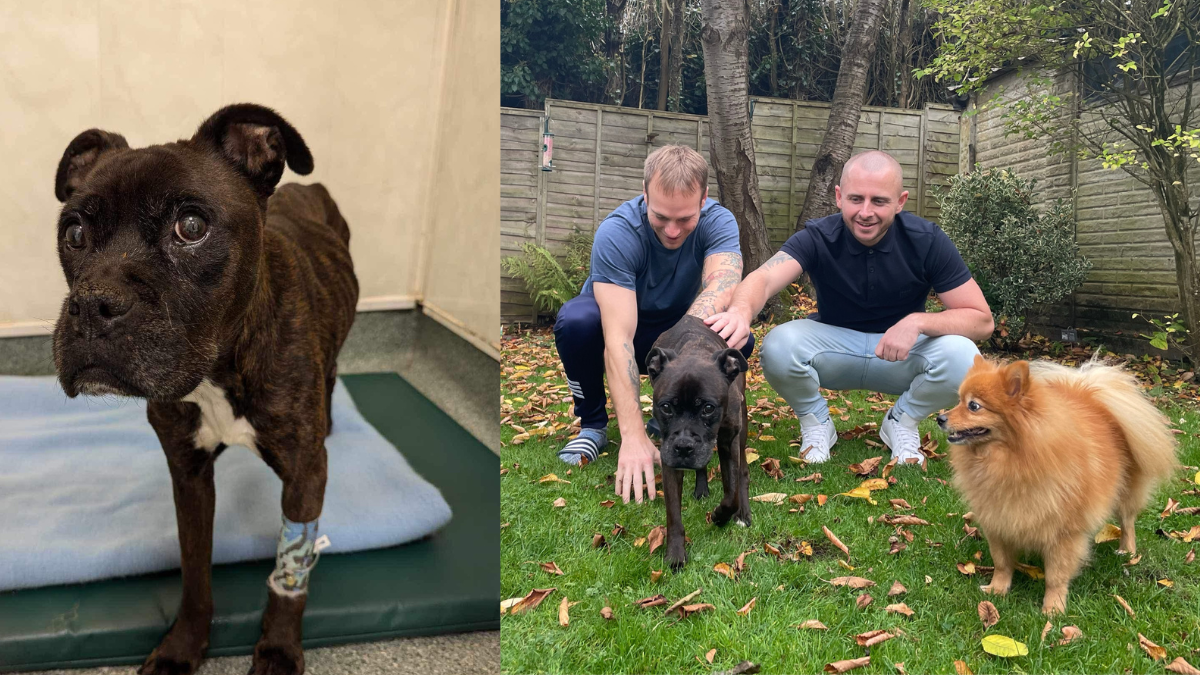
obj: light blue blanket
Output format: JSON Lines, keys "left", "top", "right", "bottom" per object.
{"left": 0, "top": 376, "right": 452, "bottom": 591}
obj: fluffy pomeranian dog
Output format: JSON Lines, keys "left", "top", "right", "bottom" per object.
{"left": 937, "top": 355, "right": 1177, "bottom": 614}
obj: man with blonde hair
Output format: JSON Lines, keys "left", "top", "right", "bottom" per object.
{"left": 554, "top": 145, "right": 751, "bottom": 504}
{"left": 706, "top": 150, "right": 993, "bottom": 467}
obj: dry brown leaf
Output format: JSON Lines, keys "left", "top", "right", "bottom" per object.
{"left": 737, "top": 597, "right": 757, "bottom": 615}
{"left": 510, "top": 588, "right": 556, "bottom": 615}
{"left": 1166, "top": 657, "right": 1200, "bottom": 674}
{"left": 796, "top": 472, "right": 823, "bottom": 483}
{"left": 634, "top": 594, "right": 666, "bottom": 608}
{"left": 751, "top": 492, "right": 788, "bottom": 504}
{"left": 500, "top": 597, "right": 524, "bottom": 615}
{"left": 1138, "top": 633, "right": 1167, "bottom": 661}
{"left": 663, "top": 588, "right": 703, "bottom": 615}
{"left": 831, "top": 576, "right": 876, "bottom": 589}
{"left": 823, "top": 526, "right": 851, "bottom": 557}
{"left": 817, "top": 494, "right": 828, "bottom": 506}
{"left": 540, "top": 561, "right": 564, "bottom": 575}
{"left": 558, "top": 597, "right": 580, "bottom": 626}
{"left": 762, "top": 457, "right": 784, "bottom": 480}
{"left": 552, "top": 497, "right": 567, "bottom": 508}
{"left": 1041, "top": 621, "right": 1053, "bottom": 643}
{"left": 886, "top": 602, "right": 914, "bottom": 617}
{"left": 1014, "top": 562, "right": 1044, "bottom": 579}
{"left": 798, "top": 619, "right": 829, "bottom": 630}
{"left": 856, "top": 593, "right": 873, "bottom": 609}
{"left": 600, "top": 604, "right": 613, "bottom": 620}
{"left": 878, "top": 514, "right": 931, "bottom": 526}
{"left": 735, "top": 548, "right": 754, "bottom": 572}
{"left": 714, "top": 562, "right": 735, "bottom": 579}
{"left": 1177, "top": 506, "right": 1200, "bottom": 515}
{"left": 1125, "top": 554, "right": 1142, "bottom": 566}
{"left": 500, "top": 468, "right": 509, "bottom": 476}
{"left": 1095, "top": 523, "right": 1122, "bottom": 543}
{"left": 650, "top": 570, "right": 662, "bottom": 582}
{"left": 600, "top": 499, "right": 615, "bottom": 508}
{"left": 791, "top": 493, "right": 814, "bottom": 505}
{"left": 1186, "top": 549, "right": 1195, "bottom": 564}
{"left": 849, "top": 456, "right": 883, "bottom": 476}
{"left": 882, "top": 457, "right": 898, "bottom": 479}
{"left": 715, "top": 661, "right": 761, "bottom": 675}
{"left": 647, "top": 526, "right": 666, "bottom": 554}
{"left": 611, "top": 524, "right": 626, "bottom": 536}
{"left": 765, "top": 542, "right": 782, "bottom": 558}
{"left": 706, "top": 649, "right": 717, "bottom": 664}
{"left": 978, "top": 601, "right": 999, "bottom": 629}
{"left": 1113, "top": 594, "right": 1135, "bottom": 617}
{"left": 925, "top": 575, "right": 932, "bottom": 584}
{"left": 592, "top": 534, "right": 607, "bottom": 549}
{"left": 1161, "top": 497, "right": 1180, "bottom": 518}
{"left": 674, "top": 603, "right": 715, "bottom": 618}
{"left": 957, "top": 562, "right": 976, "bottom": 575}
{"left": 888, "top": 536, "right": 907, "bottom": 555}
{"left": 953, "top": 660, "right": 973, "bottom": 675}
{"left": 1056, "top": 625, "right": 1083, "bottom": 646}
{"left": 889, "top": 498, "right": 913, "bottom": 510}
{"left": 825, "top": 657, "right": 872, "bottom": 674}
{"left": 855, "top": 629, "right": 894, "bottom": 647}
{"left": 963, "top": 523, "right": 980, "bottom": 539}
{"left": 888, "top": 581, "right": 907, "bottom": 596}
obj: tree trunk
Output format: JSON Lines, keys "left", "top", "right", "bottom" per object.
{"left": 656, "top": 0, "right": 673, "bottom": 110}
{"left": 1153, "top": 176, "right": 1200, "bottom": 362}
{"left": 667, "top": 0, "right": 686, "bottom": 112}
{"left": 604, "top": 0, "right": 629, "bottom": 105}
{"left": 700, "top": 0, "right": 776, "bottom": 306}
{"left": 794, "top": 0, "right": 889, "bottom": 231}
{"left": 896, "top": 0, "right": 913, "bottom": 108}
{"left": 768, "top": 3, "right": 779, "bottom": 97}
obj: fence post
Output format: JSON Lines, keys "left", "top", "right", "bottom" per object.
{"left": 788, "top": 102, "right": 798, "bottom": 233}
{"left": 917, "top": 107, "right": 927, "bottom": 218}
{"left": 593, "top": 108, "right": 603, "bottom": 231}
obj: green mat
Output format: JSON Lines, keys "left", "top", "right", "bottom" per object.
{"left": 0, "top": 373, "right": 499, "bottom": 672}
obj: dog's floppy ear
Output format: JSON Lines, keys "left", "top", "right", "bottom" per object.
{"left": 646, "top": 347, "right": 677, "bottom": 382}
{"left": 714, "top": 348, "right": 748, "bottom": 383}
{"left": 1004, "top": 360, "right": 1030, "bottom": 398}
{"left": 54, "top": 130, "right": 130, "bottom": 202}
{"left": 192, "top": 104, "right": 313, "bottom": 197}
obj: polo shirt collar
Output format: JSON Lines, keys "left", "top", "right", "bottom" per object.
{"left": 844, "top": 213, "right": 900, "bottom": 255}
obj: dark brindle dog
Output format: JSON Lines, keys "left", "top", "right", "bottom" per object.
{"left": 645, "top": 314, "right": 750, "bottom": 570}
{"left": 51, "top": 104, "right": 358, "bottom": 675}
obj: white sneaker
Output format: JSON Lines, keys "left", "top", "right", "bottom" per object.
{"left": 880, "top": 407, "right": 924, "bottom": 467}
{"left": 797, "top": 413, "right": 838, "bottom": 463}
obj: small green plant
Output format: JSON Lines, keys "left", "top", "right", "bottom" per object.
{"left": 1132, "top": 312, "right": 1193, "bottom": 362}
{"left": 501, "top": 231, "right": 593, "bottom": 315}
{"left": 936, "top": 167, "right": 1091, "bottom": 348}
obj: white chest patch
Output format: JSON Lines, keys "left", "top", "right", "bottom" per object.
{"left": 183, "top": 379, "right": 259, "bottom": 456}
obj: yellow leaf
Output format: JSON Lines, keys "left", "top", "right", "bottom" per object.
{"left": 1158, "top": 578, "right": 1174, "bottom": 587}
{"left": 981, "top": 635, "right": 1029, "bottom": 658}
{"left": 838, "top": 559, "right": 856, "bottom": 571}
{"left": 745, "top": 452, "right": 760, "bottom": 464}
{"left": 1194, "top": 470, "right": 1199, "bottom": 485}
{"left": 839, "top": 486, "right": 878, "bottom": 505}
{"left": 1095, "top": 523, "right": 1122, "bottom": 543}
{"left": 953, "top": 660, "right": 973, "bottom": 675}
{"left": 1014, "top": 562, "right": 1044, "bottom": 580}
{"left": 539, "top": 473, "right": 571, "bottom": 484}
{"left": 713, "top": 562, "right": 735, "bottom": 579}
{"left": 788, "top": 455, "right": 807, "bottom": 464}
{"left": 859, "top": 478, "right": 889, "bottom": 491}
{"left": 759, "top": 435, "right": 776, "bottom": 441}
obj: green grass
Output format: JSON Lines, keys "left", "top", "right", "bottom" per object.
{"left": 500, "top": 330, "right": 1200, "bottom": 674}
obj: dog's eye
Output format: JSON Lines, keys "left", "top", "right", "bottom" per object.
{"left": 64, "top": 223, "right": 85, "bottom": 250}
{"left": 659, "top": 402, "right": 673, "bottom": 416}
{"left": 968, "top": 401, "right": 981, "bottom": 412}
{"left": 175, "top": 214, "right": 209, "bottom": 244}
{"left": 702, "top": 403, "right": 716, "bottom": 415}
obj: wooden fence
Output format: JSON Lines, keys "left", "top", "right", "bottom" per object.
{"left": 502, "top": 98, "right": 962, "bottom": 322}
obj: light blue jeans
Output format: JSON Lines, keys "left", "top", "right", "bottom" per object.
{"left": 760, "top": 319, "right": 980, "bottom": 423}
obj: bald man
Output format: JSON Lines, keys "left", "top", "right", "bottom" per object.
{"left": 705, "top": 150, "right": 993, "bottom": 467}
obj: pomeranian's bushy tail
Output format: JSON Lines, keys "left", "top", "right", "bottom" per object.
{"left": 1029, "top": 358, "right": 1178, "bottom": 492}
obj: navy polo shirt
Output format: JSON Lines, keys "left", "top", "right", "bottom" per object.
{"left": 780, "top": 211, "right": 972, "bottom": 333}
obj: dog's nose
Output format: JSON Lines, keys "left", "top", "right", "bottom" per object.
{"left": 70, "top": 284, "right": 135, "bottom": 337}
{"left": 936, "top": 414, "right": 948, "bottom": 427}
{"left": 673, "top": 437, "right": 696, "bottom": 455}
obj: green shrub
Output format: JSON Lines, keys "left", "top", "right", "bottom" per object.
{"left": 936, "top": 167, "right": 1091, "bottom": 345}
{"left": 501, "top": 231, "right": 594, "bottom": 315}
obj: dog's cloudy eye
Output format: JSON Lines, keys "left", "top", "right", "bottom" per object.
{"left": 659, "top": 402, "right": 673, "bottom": 416}
{"left": 64, "top": 223, "right": 85, "bottom": 249}
{"left": 702, "top": 403, "right": 716, "bottom": 415}
{"left": 968, "top": 400, "right": 981, "bottom": 412}
{"left": 175, "top": 214, "right": 208, "bottom": 243}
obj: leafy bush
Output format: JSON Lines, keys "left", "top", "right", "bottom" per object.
{"left": 502, "top": 231, "right": 594, "bottom": 315}
{"left": 936, "top": 168, "right": 1091, "bottom": 345}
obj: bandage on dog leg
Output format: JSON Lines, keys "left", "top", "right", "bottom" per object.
{"left": 267, "top": 516, "right": 330, "bottom": 596}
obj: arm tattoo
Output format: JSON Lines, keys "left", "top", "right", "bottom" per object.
{"left": 761, "top": 251, "right": 794, "bottom": 271}
{"left": 623, "top": 342, "right": 640, "bottom": 391}
{"left": 690, "top": 253, "right": 744, "bottom": 319}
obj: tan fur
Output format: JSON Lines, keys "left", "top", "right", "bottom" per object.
{"left": 943, "top": 355, "right": 1177, "bottom": 614}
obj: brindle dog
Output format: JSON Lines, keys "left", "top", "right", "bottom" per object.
{"left": 51, "top": 104, "right": 358, "bottom": 675}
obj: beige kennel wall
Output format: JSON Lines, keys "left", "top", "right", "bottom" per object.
{"left": 0, "top": 0, "right": 499, "bottom": 357}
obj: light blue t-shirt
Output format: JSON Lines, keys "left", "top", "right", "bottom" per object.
{"left": 581, "top": 195, "right": 741, "bottom": 323}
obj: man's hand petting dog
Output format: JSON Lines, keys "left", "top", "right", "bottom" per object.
{"left": 703, "top": 309, "right": 753, "bottom": 351}
{"left": 615, "top": 431, "right": 660, "bottom": 504}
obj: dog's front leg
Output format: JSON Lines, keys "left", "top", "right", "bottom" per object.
{"left": 729, "top": 424, "right": 751, "bottom": 527}
{"left": 711, "top": 427, "right": 737, "bottom": 526}
{"left": 662, "top": 466, "right": 687, "bottom": 569}
{"left": 140, "top": 440, "right": 217, "bottom": 675}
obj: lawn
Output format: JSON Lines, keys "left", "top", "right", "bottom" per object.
{"left": 500, "top": 326, "right": 1200, "bottom": 675}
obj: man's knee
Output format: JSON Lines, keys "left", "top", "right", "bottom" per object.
{"left": 554, "top": 295, "right": 602, "bottom": 343}
{"left": 929, "top": 335, "right": 980, "bottom": 388}
{"left": 760, "top": 320, "right": 819, "bottom": 379}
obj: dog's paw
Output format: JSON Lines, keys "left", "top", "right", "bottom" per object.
{"left": 139, "top": 624, "right": 207, "bottom": 675}
{"left": 693, "top": 482, "right": 710, "bottom": 500}
{"left": 248, "top": 643, "right": 304, "bottom": 675}
{"left": 979, "top": 583, "right": 1010, "bottom": 596}
{"left": 666, "top": 545, "right": 688, "bottom": 571}
{"left": 732, "top": 509, "right": 752, "bottom": 528}
{"left": 711, "top": 503, "right": 734, "bottom": 527}
{"left": 139, "top": 653, "right": 200, "bottom": 675}
{"left": 1041, "top": 593, "right": 1067, "bottom": 616}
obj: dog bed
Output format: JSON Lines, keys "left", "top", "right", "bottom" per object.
{"left": 0, "top": 373, "right": 499, "bottom": 671}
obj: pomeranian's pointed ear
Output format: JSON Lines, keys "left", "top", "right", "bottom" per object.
{"left": 973, "top": 354, "right": 986, "bottom": 368}
{"left": 1005, "top": 360, "right": 1030, "bottom": 398}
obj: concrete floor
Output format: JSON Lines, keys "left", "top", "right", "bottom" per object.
{"left": 0, "top": 310, "right": 499, "bottom": 674}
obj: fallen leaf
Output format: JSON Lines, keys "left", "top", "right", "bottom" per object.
{"left": 1041, "top": 621, "right": 1052, "bottom": 642}
{"left": 790, "top": 493, "right": 814, "bottom": 505}
{"left": 706, "top": 649, "right": 717, "bottom": 664}
{"left": 600, "top": 604, "right": 613, "bottom": 620}
{"left": 500, "top": 468, "right": 509, "bottom": 475}
{"left": 1014, "top": 562, "right": 1044, "bottom": 579}
{"left": 888, "top": 536, "right": 906, "bottom": 555}
{"left": 552, "top": 497, "right": 567, "bottom": 508}
{"left": 888, "top": 581, "right": 907, "bottom": 596}
{"left": 540, "top": 561, "right": 564, "bottom": 575}
{"left": 825, "top": 657, "right": 871, "bottom": 674}
{"left": 957, "top": 562, "right": 976, "bottom": 575}
{"left": 953, "top": 661, "right": 973, "bottom": 675}
{"left": 1162, "top": 497, "right": 1181, "bottom": 518}
{"left": 751, "top": 492, "right": 788, "bottom": 504}
{"left": 963, "top": 523, "right": 980, "bottom": 539}
{"left": 860, "top": 478, "right": 889, "bottom": 491}
{"left": 558, "top": 597, "right": 579, "bottom": 626}
{"left": 650, "top": 570, "right": 662, "bottom": 582}
{"left": 1095, "top": 523, "right": 1122, "bottom": 543}
{"left": 1186, "top": 549, "right": 1195, "bottom": 564}
{"left": 925, "top": 575, "right": 932, "bottom": 584}
{"left": 1138, "top": 633, "right": 1167, "bottom": 661}
{"left": 882, "top": 457, "right": 898, "bottom": 479}
{"left": 714, "top": 562, "right": 735, "bottom": 579}
{"left": 634, "top": 594, "right": 666, "bottom": 608}
{"left": 877, "top": 514, "right": 931, "bottom": 526}
{"left": 894, "top": 663, "right": 907, "bottom": 675}
{"left": 849, "top": 456, "right": 883, "bottom": 476}
{"left": 788, "top": 455, "right": 808, "bottom": 464}
{"left": 823, "top": 526, "right": 851, "bottom": 557}
{"left": 839, "top": 486, "right": 878, "bottom": 505}
{"left": 765, "top": 542, "right": 782, "bottom": 557}
{"left": 839, "top": 559, "right": 856, "bottom": 571}
{"left": 663, "top": 588, "right": 703, "bottom": 616}
{"left": 1113, "top": 594, "right": 1135, "bottom": 617}
{"left": 856, "top": 593, "right": 873, "bottom": 609}
{"left": 762, "top": 457, "right": 784, "bottom": 480}
{"left": 886, "top": 602, "right": 914, "bottom": 617}
{"left": 735, "top": 548, "right": 754, "bottom": 572}
{"left": 612, "top": 524, "right": 626, "bottom": 536}
{"left": 1158, "top": 578, "right": 1174, "bottom": 587}
{"left": 759, "top": 435, "right": 776, "bottom": 441}
{"left": 745, "top": 451, "right": 760, "bottom": 464}
{"left": 796, "top": 472, "right": 823, "bottom": 483}
{"left": 798, "top": 619, "right": 829, "bottom": 630}
{"left": 1125, "top": 554, "right": 1142, "bottom": 566}
{"left": 648, "top": 526, "right": 666, "bottom": 554}
{"left": 600, "top": 499, "right": 615, "bottom": 508}
{"left": 889, "top": 498, "right": 913, "bottom": 510}
{"left": 539, "top": 473, "right": 571, "bottom": 484}
{"left": 592, "top": 534, "right": 607, "bottom": 548}
{"left": 798, "top": 540, "right": 814, "bottom": 556}
{"left": 715, "top": 661, "right": 761, "bottom": 675}
{"left": 500, "top": 597, "right": 524, "bottom": 614}
{"left": 509, "top": 588, "right": 556, "bottom": 615}
{"left": 633, "top": 536, "right": 647, "bottom": 548}
{"left": 855, "top": 629, "right": 894, "bottom": 647}
{"left": 1178, "top": 506, "right": 1200, "bottom": 515}
{"left": 978, "top": 601, "right": 999, "bottom": 629}
{"left": 674, "top": 602, "right": 715, "bottom": 618}
{"left": 981, "top": 635, "right": 1028, "bottom": 657}
{"left": 1056, "top": 625, "right": 1082, "bottom": 646}
{"left": 1166, "top": 657, "right": 1200, "bottom": 674}
{"left": 830, "top": 576, "right": 876, "bottom": 589}
{"left": 737, "top": 597, "right": 757, "bottom": 615}
{"left": 817, "top": 494, "right": 828, "bottom": 506}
